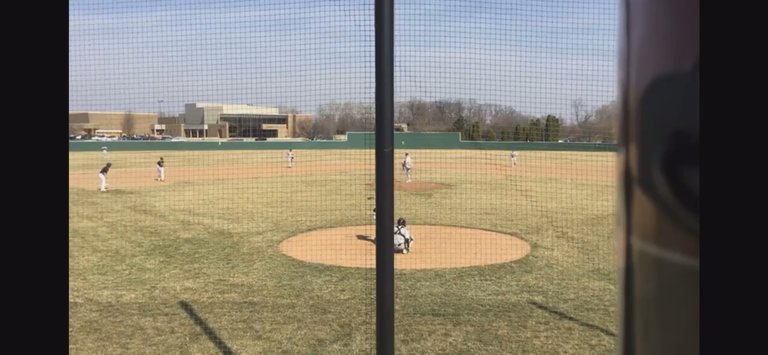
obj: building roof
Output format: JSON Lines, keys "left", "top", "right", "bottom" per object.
{"left": 187, "top": 103, "right": 279, "bottom": 115}
{"left": 69, "top": 111, "right": 156, "bottom": 116}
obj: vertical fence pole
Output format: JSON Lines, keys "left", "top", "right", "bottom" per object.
{"left": 375, "top": 0, "right": 395, "bottom": 354}
{"left": 620, "top": 0, "right": 699, "bottom": 354}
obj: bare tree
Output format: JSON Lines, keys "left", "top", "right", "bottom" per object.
{"left": 592, "top": 100, "right": 619, "bottom": 143}
{"left": 122, "top": 111, "right": 136, "bottom": 136}
{"left": 464, "top": 99, "right": 486, "bottom": 123}
{"left": 572, "top": 99, "right": 594, "bottom": 126}
{"left": 398, "top": 99, "right": 432, "bottom": 131}
{"left": 567, "top": 99, "right": 596, "bottom": 142}
{"left": 335, "top": 102, "right": 356, "bottom": 133}
{"left": 487, "top": 104, "right": 521, "bottom": 135}
{"left": 395, "top": 101, "right": 411, "bottom": 123}
{"left": 562, "top": 99, "right": 618, "bottom": 142}
{"left": 358, "top": 103, "right": 375, "bottom": 131}
{"left": 294, "top": 118, "right": 314, "bottom": 138}
{"left": 307, "top": 114, "right": 335, "bottom": 140}
{"left": 315, "top": 104, "right": 334, "bottom": 137}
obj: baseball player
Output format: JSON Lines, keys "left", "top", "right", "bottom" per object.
{"left": 370, "top": 207, "right": 377, "bottom": 243}
{"left": 286, "top": 149, "right": 295, "bottom": 168}
{"left": 155, "top": 157, "right": 165, "bottom": 182}
{"left": 510, "top": 151, "right": 518, "bottom": 166}
{"left": 98, "top": 162, "right": 112, "bottom": 192}
{"left": 101, "top": 146, "right": 108, "bottom": 162}
{"left": 401, "top": 152, "right": 412, "bottom": 182}
{"left": 393, "top": 217, "right": 414, "bottom": 254}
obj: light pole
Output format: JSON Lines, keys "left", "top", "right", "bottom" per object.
{"left": 157, "top": 100, "right": 165, "bottom": 118}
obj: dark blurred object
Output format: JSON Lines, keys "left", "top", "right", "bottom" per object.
{"left": 619, "top": 0, "right": 699, "bottom": 354}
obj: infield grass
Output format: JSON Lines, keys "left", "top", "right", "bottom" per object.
{"left": 69, "top": 149, "right": 617, "bottom": 354}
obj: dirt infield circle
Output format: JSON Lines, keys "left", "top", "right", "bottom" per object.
{"left": 279, "top": 225, "right": 531, "bottom": 269}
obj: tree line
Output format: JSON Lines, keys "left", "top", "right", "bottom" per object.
{"left": 292, "top": 98, "right": 617, "bottom": 143}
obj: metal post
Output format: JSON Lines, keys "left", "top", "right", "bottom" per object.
{"left": 619, "top": 0, "right": 699, "bottom": 354}
{"left": 375, "top": 0, "right": 394, "bottom": 354}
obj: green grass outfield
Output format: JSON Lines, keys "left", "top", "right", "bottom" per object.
{"left": 69, "top": 149, "right": 618, "bottom": 354}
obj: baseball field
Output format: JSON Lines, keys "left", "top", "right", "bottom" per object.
{"left": 69, "top": 148, "right": 618, "bottom": 354}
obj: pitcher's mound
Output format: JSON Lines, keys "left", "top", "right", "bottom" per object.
{"left": 279, "top": 225, "right": 531, "bottom": 269}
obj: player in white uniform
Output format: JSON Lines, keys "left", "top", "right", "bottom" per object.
{"left": 98, "top": 162, "right": 111, "bottom": 192}
{"left": 393, "top": 217, "right": 414, "bottom": 254}
{"left": 286, "top": 149, "right": 295, "bottom": 168}
{"left": 101, "top": 146, "right": 108, "bottom": 162}
{"left": 155, "top": 157, "right": 165, "bottom": 182}
{"left": 402, "top": 153, "right": 412, "bottom": 182}
{"left": 369, "top": 207, "right": 377, "bottom": 243}
{"left": 510, "top": 151, "right": 518, "bottom": 166}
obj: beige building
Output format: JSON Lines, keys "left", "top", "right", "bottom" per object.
{"left": 162, "top": 123, "right": 230, "bottom": 139}
{"left": 181, "top": 103, "right": 313, "bottom": 139}
{"left": 69, "top": 103, "right": 313, "bottom": 139}
{"left": 69, "top": 111, "right": 159, "bottom": 136}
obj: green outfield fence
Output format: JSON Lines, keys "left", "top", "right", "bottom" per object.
{"left": 69, "top": 132, "right": 617, "bottom": 152}
{"left": 69, "top": 1, "right": 619, "bottom": 354}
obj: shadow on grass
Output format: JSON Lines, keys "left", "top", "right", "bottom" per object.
{"left": 178, "top": 300, "right": 235, "bottom": 354}
{"left": 97, "top": 188, "right": 132, "bottom": 195}
{"left": 529, "top": 301, "right": 616, "bottom": 337}
{"left": 356, "top": 234, "right": 376, "bottom": 244}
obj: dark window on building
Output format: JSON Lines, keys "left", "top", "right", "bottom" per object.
{"left": 221, "top": 114, "right": 289, "bottom": 138}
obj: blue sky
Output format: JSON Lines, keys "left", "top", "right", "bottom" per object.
{"left": 69, "top": 0, "right": 618, "bottom": 119}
